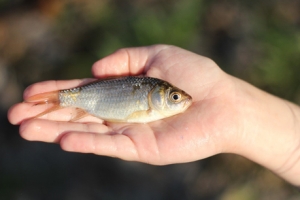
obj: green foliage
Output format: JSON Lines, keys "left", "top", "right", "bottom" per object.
{"left": 87, "top": 0, "right": 204, "bottom": 57}
{"left": 131, "top": 0, "right": 203, "bottom": 48}
{"left": 252, "top": 19, "right": 300, "bottom": 100}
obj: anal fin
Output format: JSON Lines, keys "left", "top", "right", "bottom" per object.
{"left": 69, "top": 108, "right": 89, "bottom": 122}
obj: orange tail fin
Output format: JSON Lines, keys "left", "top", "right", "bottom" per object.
{"left": 25, "top": 91, "right": 89, "bottom": 121}
{"left": 25, "top": 91, "right": 62, "bottom": 118}
{"left": 25, "top": 91, "right": 59, "bottom": 104}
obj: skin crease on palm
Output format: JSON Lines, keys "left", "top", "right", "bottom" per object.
{"left": 7, "top": 45, "right": 300, "bottom": 186}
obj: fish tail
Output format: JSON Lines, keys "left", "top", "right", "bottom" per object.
{"left": 25, "top": 91, "right": 62, "bottom": 119}
{"left": 25, "top": 91, "right": 59, "bottom": 104}
{"left": 31, "top": 105, "right": 62, "bottom": 119}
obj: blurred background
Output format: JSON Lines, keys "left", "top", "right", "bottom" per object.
{"left": 1, "top": 0, "right": 300, "bottom": 199}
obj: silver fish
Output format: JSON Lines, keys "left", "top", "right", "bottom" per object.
{"left": 26, "top": 76, "right": 192, "bottom": 123}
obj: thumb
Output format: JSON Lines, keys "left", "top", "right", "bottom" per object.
{"left": 91, "top": 46, "right": 150, "bottom": 78}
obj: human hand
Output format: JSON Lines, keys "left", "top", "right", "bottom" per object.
{"left": 8, "top": 45, "right": 300, "bottom": 186}
{"left": 8, "top": 45, "right": 241, "bottom": 164}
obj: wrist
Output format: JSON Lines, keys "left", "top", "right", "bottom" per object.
{"left": 230, "top": 77, "right": 300, "bottom": 186}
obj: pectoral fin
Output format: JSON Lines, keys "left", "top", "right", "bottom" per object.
{"left": 125, "top": 109, "right": 162, "bottom": 123}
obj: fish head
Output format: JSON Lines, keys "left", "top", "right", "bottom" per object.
{"left": 149, "top": 82, "right": 192, "bottom": 117}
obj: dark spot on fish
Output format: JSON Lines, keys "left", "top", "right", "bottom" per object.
{"left": 133, "top": 84, "right": 141, "bottom": 90}
{"left": 132, "top": 83, "right": 142, "bottom": 94}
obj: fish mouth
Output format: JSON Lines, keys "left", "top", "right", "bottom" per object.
{"left": 183, "top": 96, "right": 193, "bottom": 109}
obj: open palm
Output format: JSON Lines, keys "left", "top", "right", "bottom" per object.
{"left": 8, "top": 45, "right": 242, "bottom": 165}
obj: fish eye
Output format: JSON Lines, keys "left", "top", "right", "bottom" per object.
{"left": 170, "top": 92, "right": 181, "bottom": 102}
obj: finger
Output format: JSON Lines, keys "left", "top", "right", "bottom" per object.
{"left": 91, "top": 45, "right": 170, "bottom": 78}
{"left": 23, "top": 78, "right": 95, "bottom": 99}
{"left": 8, "top": 102, "right": 103, "bottom": 125}
{"left": 91, "top": 47, "right": 148, "bottom": 77}
{"left": 60, "top": 132, "right": 139, "bottom": 161}
{"left": 60, "top": 123, "right": 162, "bottom": 162}
{"left": 19, "top": 119, "right": 111, "bottom": 142}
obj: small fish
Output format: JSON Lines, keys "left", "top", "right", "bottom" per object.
{"left": 25, "top": 76, "right": 192, "bottom": 123}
